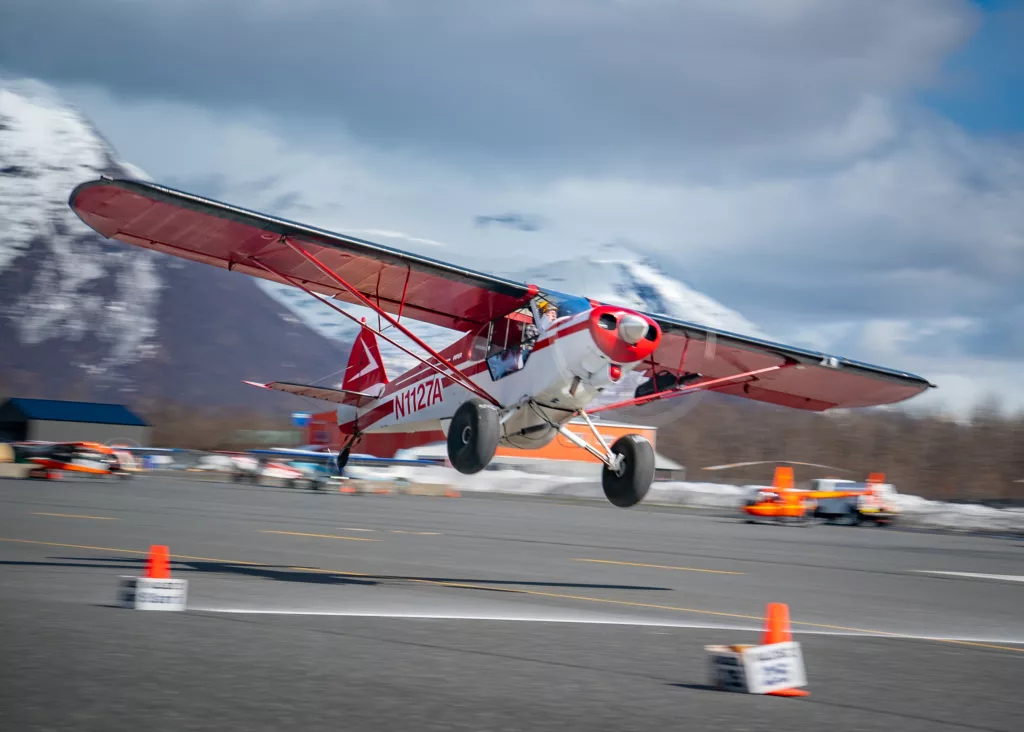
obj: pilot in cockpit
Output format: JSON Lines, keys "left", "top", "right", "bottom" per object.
{"left": 530, "top": 298, "right": 559, "bottom": 333}
{"left": 487, "top": 298, "right": 562, "bottom": 379}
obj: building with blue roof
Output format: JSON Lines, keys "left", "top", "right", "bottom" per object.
{"left": 0, "top": 398, "right": 151, "bottom": 446}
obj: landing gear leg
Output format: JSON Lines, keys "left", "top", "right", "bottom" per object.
{"left": 336, "top": 448, "right": 351, "bottom": 474}
{"left": 552, "top": 408, "right": 656, "bottom": 508}
{"left": 335, "top": 434, "right": 356, "bottom": 476}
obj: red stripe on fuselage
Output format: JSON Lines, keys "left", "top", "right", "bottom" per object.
{"left": 348, "top": 318, "right": 592, "bottom": 432}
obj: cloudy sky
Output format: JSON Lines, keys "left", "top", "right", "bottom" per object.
{"left": 2, "top": 0, "right": 1022, "bottom": 416}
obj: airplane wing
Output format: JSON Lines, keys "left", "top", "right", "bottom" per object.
{"left": 69, "top": 178, "right": 534, "bottom": 331}
{"left": 70, "top": 177, "right": 933, "bottom": 411}
{"left": 633, "top": 314, "right": 934, "bottom": 410}
{"left": 243, "top": 381, "right": 379, "bottom": 407}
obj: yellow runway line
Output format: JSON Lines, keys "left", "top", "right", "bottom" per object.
{"left": 285, "top": 566, "right": 371, "bottom": 577}
{"left": 1, "top": 537, "right": 1020, "bottom": 654}
{"left": 0, "top": 537, "right": 277, "bottom": 566}
{"left": 32, "top": 512, "right": 117, "bottom": 521}
{"left": 574, "top": 558, "right": 743, "bottom": 575}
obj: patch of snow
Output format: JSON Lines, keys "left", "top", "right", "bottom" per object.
{"left": 346, "top": 457, "right": 1024, "bottom": 534}
{"left": 893, "top": 494, "right": 1024, "bottom": 534}
{"left": 0, "top": 80, "right": 161, "bottom": 375}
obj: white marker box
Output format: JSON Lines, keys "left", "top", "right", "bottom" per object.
{"left": 705, "top": 641, "right": 807, "bottom": 694}
{"left": 117, "top": 576, "right": 188, "bottom": 611}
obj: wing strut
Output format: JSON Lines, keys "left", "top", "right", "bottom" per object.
{"left": 588, "top": 364, "right": 793, "bottom": 415}
{"left": 280, "top": 237, "right": 501, "bottom": 406}
{"left": 248, "top": 247, "right": 501, "bottom": 408}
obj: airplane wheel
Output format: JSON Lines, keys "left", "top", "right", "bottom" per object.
{"left": 447, "top": 398, "right": 500, "bottom": 474}
{"left": 601, "top": 434, "right": 655, "bottom": 508}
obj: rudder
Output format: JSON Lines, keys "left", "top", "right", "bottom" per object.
{"left": 343, "top": 323, "right": 388, "bottom": 395}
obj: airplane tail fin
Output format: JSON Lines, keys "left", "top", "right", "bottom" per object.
{"left": 243, "top": 324, "right": 389, "bottom": 408}
{"left": 342, "top": 324, "right": 389, "bottom": 395}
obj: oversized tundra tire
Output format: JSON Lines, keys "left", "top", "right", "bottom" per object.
{"left": 601, "top": 434, "right": 656, "bottom": 508}
{"left": 447, "top": 398, "right": 501, "bottom": 474}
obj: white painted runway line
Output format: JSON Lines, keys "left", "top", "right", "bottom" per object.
{"left": 190, "top": 607, "right": 1024, "bottom": 649}
{"left": 913, "top": 570, "right": 1024, "bottom": 583}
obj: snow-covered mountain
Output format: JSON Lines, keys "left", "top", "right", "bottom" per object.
{"left": 0, "top": 77, "right": 766, "bottom": 411}
{"left": 0, "top": 80, "right": 348, "bottom": 406}
{"left": 514, "top": 246, "right": 765, "bottom": 338}
{"left": 1, "top": 80, "right": 159, "bottom": 374}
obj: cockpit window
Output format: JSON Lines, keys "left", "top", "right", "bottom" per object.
{"left": 534, "top": 290, "right": 591, "bottom": 320}
{"left": 484, "top": 291, "right": 591, "bottom": 381}
{"left": 485, "top": 309, "right": 531, "bottom": 381}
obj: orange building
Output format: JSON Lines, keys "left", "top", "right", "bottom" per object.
{"left": 305, "top": 410, "right": 657, "bottom": 464}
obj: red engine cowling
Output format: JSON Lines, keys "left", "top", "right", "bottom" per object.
{"left": 587, "top": 306, "right": 661, "bottom": 364}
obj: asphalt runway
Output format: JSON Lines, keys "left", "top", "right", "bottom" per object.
{"left": 1, "top": 475, "right": 1021, "bottom": 731}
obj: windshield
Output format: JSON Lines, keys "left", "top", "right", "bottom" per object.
{"left": 534, "top": 289, "right": 591, "bottom": 320}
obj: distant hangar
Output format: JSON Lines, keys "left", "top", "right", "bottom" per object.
{"left": 0, "top": 398, "right": 151, "bottom": 446}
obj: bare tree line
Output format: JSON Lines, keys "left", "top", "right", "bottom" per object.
{"left": 3, "top": 373, "right": 1022, "bottom": 500}
{"left": 140, "top": 396, "right": 1024, "bottom": 500}
{"left": 656, "top": 397, "right": 1024, "bottom": 501}
{"left": 133, "top": 399, "right": 298, "bottom": 451}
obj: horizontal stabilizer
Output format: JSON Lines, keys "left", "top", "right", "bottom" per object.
{"left": 243, "top": 380, "right": 379, "bottom": 407}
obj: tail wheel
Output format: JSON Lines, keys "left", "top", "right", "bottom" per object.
{"left": 601, "top": 434, "right": 655, "bottom": 508}
{"left": 447, "top": 398, "right": 500, "bottom": 474}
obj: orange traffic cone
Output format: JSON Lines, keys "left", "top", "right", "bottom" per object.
{"left": 761, "top": 602, "right": 809, "bottom": 697}
{"left": 772, "top": 467, "right": 794, "bottom": 490}
{"left": 143, "top": 545, "right": 171, "bottom": 579}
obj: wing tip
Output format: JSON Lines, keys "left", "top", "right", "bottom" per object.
{"left": 243, "top": 380, "right": 270, "bottom": 390}
{"left": 68, "top": 176, "right": 148, "bottom": 212}
{"left": 67, "top": 178, "right": 101, "bottom": 211}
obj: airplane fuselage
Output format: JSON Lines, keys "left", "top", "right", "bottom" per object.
{"left": 339, "top": 305, "right": 661, "bottom": 449}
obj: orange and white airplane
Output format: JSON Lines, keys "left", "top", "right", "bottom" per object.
{"left": 69, "top": 178, "right": 935, "bottom": 508}
{"left": 23, "top": 441, "right": 127, "bottom": 477}
{"left": 736, "top": 464, "right": 896, "bottom": 525}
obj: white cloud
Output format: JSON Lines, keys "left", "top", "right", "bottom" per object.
{"left": 47, "top": 82, "right": 1024, "bottom": 416}
{"left": 0, "top": 0, "right": 979, "bottom": 171}
{"left": 344, "top": 230, "right": 449, "bottom": 249}
{"left": 0, "top": 0, "right": 1010, "bottom": 417}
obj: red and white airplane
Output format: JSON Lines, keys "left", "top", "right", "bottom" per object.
{"left": 69, "top": 178, "right": 935, "bottom": 508}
